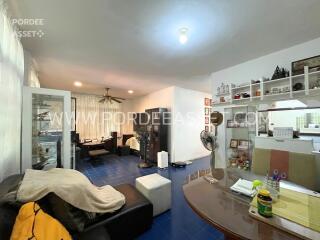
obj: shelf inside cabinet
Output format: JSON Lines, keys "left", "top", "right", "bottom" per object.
{"left": 32, "top": 119, "right": 51, "bottom": 122}
{"left": 308, "top": 88, "right": 320, "bottom": 95}
{"left": 309, "top": 70, "right": 320, "bottom": 76}
{"left": 292, "top": 90, "right": 306, "bottom": 95}
{"left": 291, "top": 73, "right": 305, "bottom": 79}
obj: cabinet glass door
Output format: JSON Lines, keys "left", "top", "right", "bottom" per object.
{"left": 32, "top": 94, "right": 64, "bottom": 170}
{"left": 225, "top": 106, "right": 256, "bottom": 170}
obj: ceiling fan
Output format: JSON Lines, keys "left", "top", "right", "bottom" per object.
{"left": 99, "top": 88, "right": 125, "bottom": 104}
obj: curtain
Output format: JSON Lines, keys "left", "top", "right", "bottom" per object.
{"left": 28, "top": 64, "right": 40, "bottom": 87}
{"left": 72, "top": 93, "right": 122, "bottom": 140}
{"left": 0, "top": 0, "right": 24, "bottom": 182}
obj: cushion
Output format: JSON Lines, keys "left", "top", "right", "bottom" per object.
{"left": 0, "top": 203, "right": 19, "bottom": 240}
{"left": 135, "top": 174, "right": 171, "bottom": 216}
{"left": 289, "top": 152, "right": 316, "bottom": 190}
{"left": 252, "top": 148, "right": 271, "bottom": 175}
{"left": 0, "top": 175, "right": 24, "bottom": 209}
{"left": 86, "top": 184, "right": 153, "bottom": 240}
{"left": 270, "top": 149, "right": 289, "bottom": 180}
{"left": 135, "top": 173, "right": 171, "bottom": 190}
{"left": 46, "top": 193, "right": 96, "bottom": 232}
{"left": 0, "top": 174, "right": 23, "bottom": 199}
{"left": 10, "top": 202, "right": 71, "bottom": 240}
{"left": 252, "top": 148, "right": 317, "bottom": 190}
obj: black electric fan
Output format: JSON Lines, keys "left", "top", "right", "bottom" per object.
{"left": 136, "top": 132, "right": 153, "bottom": 168}
{"left": 200, "top": 111, "right": 223, "bottom": 170}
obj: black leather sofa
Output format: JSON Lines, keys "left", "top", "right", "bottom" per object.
{"left": 0, "top": 175, "right": 153, "bottom": 240}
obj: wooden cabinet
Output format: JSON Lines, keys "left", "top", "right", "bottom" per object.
{"left": 145, "top": 108, "right": 169, "bottom": 163}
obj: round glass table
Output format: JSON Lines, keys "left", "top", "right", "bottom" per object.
{"left": 183, "top": 168, "right": 303, "bottom": 240}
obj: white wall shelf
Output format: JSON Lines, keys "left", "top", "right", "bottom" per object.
{"left": 213, "top": 68, "right": 320, "bottom": 107}
{"left": 264, "top": 92, "right": 290, "bottom": 97}
{"left": 215, "top": 92, "right": 230, "bottom": 97}
{"left": 263, "top": 77, "right": 290, "bottom": 84}
{"left": 232, "top": 84, "right": 250, "bottom": 90}
{"left": 251, "top": 83, "right": 260, "bottom": 86}
{"left": 233, "top": 98, "right": 250, "bottom": 102}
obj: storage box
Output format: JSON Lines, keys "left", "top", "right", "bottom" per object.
{"left": 157, "top": 151, "right": 168, "bottom": 168}
{"left": 273, "top": 127, "right": 293, "bottom": 139}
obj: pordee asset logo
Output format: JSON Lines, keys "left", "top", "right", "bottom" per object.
{"left": 12, "top": 18, "right": 45, "bottom": 38}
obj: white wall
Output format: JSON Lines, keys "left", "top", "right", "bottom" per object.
{"left": 171, "top": 87, "right": 211, "bottom": 162}
{"left": 127, "top": 86, "right": 211, "bottom": 163}
{"left": 131, "top": 86, "right": 175, "bottom": 113}
{"left": 120, "top": 100, "right": 134, "bottom": 135}
{"left": 0, "top": 7, "right": 25, "bottom": 181}
{"left": 24, "top": 51, "right": 40, "bottom": 88}
{"left": 211, "top": 37, "right": 320, "bottom": 168}
{"left": 119, "top": 92, "right": 172, "bottom": 143}
{"left": 129, "top": 87, "right": 175, "bottom": 160}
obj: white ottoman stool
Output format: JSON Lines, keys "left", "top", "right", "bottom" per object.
{"left": 135, "top": 173, "right": 171, "bottom": 216}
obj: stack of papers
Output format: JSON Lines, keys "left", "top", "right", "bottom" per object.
{"left": 230, "top": 179, "right": 256, "bottom": 197}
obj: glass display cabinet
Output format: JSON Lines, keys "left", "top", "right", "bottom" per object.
{"left": 22, "top": 87, "right": 71, "bottom": 171}
{"left": 224, "top": 105, "right": 257, "bottom": 170}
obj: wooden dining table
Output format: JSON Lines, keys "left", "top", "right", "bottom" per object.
{"left": 183, "top": 168, "right": 316, "bottom": 240}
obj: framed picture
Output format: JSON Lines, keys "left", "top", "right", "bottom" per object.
{"left": 227, "top": 120, "right": 235, "bottom": 128}
{"left": 205, "top": 126, "right": 209, "bottom": 132}
{"left": 292, "top": 55, "right": 320, "bottom": 76}
{"left": 205, "top": 117, "right": 209, "bottom": 124}
{"left": 230, "top": 139, "right": 238, "bottom": 148}
{"left": 234, "top": 112, "right": 246, "bottom": 123}
{"left": 204, "top": 98, "right": 210, "bottom": 106}
{"left": 238, "top": 140, "right": 249, "bottom": 150}
{"left": 205, "top": 108, "right": 210, "bottom": 116}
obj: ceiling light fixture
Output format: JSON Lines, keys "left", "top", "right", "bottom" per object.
{"left": 179, "top": 28, "right": 188, "bottom": 44}
{"left": 128, "top": 90, "right": 134, "bottom": 94}
{"left": 74, "top": 81, "right": 82, "bottom": 87}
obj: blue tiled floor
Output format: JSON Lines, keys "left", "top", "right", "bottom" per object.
{"left": 77, "top": 155, "right": 224, "bottom": 240}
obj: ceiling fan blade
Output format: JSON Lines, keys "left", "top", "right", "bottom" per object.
{"left": 111, "top": 98, "right": 122, "bottom": 103}
{"left": 99, "top": 98, "right": 105, "bottom": 103}
{"left": 112, "top": 97, "right": 126, "bottom": 100}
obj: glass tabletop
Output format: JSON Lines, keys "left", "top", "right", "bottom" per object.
{"left": 183, "top": 168, "right": 303, "bottom": 240}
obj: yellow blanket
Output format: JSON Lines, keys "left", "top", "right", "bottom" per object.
{"left": 10, "top": 202, "right": 71, "bottom": 240}
{"left": 251, "top": 188, "right": 320, "bottom": 232}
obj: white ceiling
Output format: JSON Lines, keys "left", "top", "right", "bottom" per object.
{"left": 8, "top": 0, "right": 320, "bottom": 98}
